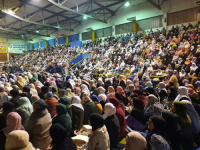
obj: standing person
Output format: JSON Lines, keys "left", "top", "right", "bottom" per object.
{"left": 104, "top": 103, "right": 120, "bottom": 149}
{"left": 109, "top": 97, "right": 126, "bottom": 139}
{"left": 146, "top": 115, "right": 170, "bottom": 150}
{"left": 71, "top": 96, "right": 84, "bottom": 132}
{"left": 87, "top": 113, "right": 110, "bottom": 150}
{"left": 82, "top": 92, "right": 98, "bottom": 124}
{"left": 170, "top": 101, "right": 193, "bottom": 150}
{"left": 52, "top": 103, "right": 72, "bottom": 137}
{"left": 45, "top": 92, "right": 58, "bottom": 118}
{"left": 50, "top": 124, "right": 77, "bottom": 150}
{"left": 26, "top": 99, "right": 52, "bottom": 150}
{"left": 0, "top": 112, "right": 23, "bottom": 150}
{"left": 0, "top": 87, "right": 8, "bottom": 109}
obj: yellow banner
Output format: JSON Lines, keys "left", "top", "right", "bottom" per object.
{"left": 0, "top": 42, "right": 7, "bottom": 53}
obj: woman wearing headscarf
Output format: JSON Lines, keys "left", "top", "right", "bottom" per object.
{"left": 16, "top": 96, "right": 33, "bottom": 127}
{"left": 57, "top": 83, "right": 64, "bottom": 98}
{"left": 38, "top": 86, "right": 48, "bottom": 100}
{"left": 146, "top": 115, "right": 170, "bottom": 150}
{"left": 22, "top": 86, "right": 32, "bottom": 101}
{"left": 107, "top": 86, "right": 115, "bottom": 100}
{"left": 50, "top": 124, "right": 77, "bottom": 150}
{"left": 167, "top": 76, "right": 179, "bottom": 89}
{"left": 98, "top": 86, "right": 107, "bottom": 108}
{"left": 0, "top": 102, "right": 15, "bottom": 130}
{"left": 81, "top": 84, "right": 90, "bottom": 96}
{"left": 109, "top": 97, "right": 126, "bottom": 139}
{"left": 50, "top": 80, "right": 57, "bottom": 88}
{"left": 124, "top": 131, "right": 147, "bottom": 150}
{"left": 162, "top": 111, "right": 182, "bottom": 150}
{"left": 157, "top": 82, "right": 168, "bottom": 102}
{"left": 15, "top": 76, "right": 26, "bottom": 91}
{"left": 132, "top": 89, "right": 146, "bottom": 106}
{"left": 52, "top": 87, "right": 59, "bottom": 100}
{"left": 146, "top": 87, "right": 159, "bottom": 99}
{"left": 29, "top": 84, "right": 38, "bottom": 96}
{"left": 170, "top": 101, "right": 193, "bottom": 150}
{"left": 127, "top": 97, "right": 146, "bottom": 131}
{"left": 144, "top": 94, "right": 163, "bottom": 118}
{"left": 104, "top": 103, "right": 120, "bottom": 149}
{"left": 87, "top": 113, "right": 110, "bottom": 150}
{"left": 66, "top": 88, "right": 74, "bottom": 98}
{"left": 167, "top": 86, "right": 177, "bottom": 102}
{"left": 175, "top": 86, "right": 191, "bottom": 101}
{"left": 52, "top": 103, "right": 72, "bottom": 136}
{"left": 71, "top": 96, "right": 84, "bottom": 131}
{"left": 82, "top": 92, "right": 98, "bottom": 124}
{"left": 5, "top": 130, "right": 38, "bottom": 150}
{"left": 182, "top": 100, "right": 200, "bottom": 134}
{"left": 190, "top": 63, "right": 198, "bottom": 72}
{"left": 65, "top": 81, "right": 74, "bottom": 92}
{"left": 0, "top": 87, "right": 8, "bottom": 109}
{"left": 91, "top": 95, "right": 102, "bottom": 114}
{"left": 0, "top": 112, "right": 23, "bottom": 150}
{"left": 45, "top": 92, "right": 58, "bottom": 118}
{"left": 119, "top": 75, "right": 126, "bottom": 89}
{"left": 26, "top": 99, "right": 52, "bottom": 150}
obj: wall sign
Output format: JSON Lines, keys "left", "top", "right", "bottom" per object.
{"left": 8, "top": 43, "right": 25, "bottom": 53}
{"left": 0, "top": 42, "right": 7, "bottom": 53}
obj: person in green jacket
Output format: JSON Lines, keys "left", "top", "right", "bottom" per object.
{"left": 82, "top": 92, "right": 98, "bottom": 125}
{"left": 71, "top": 96, "right": 84, "bottom": 131}
{"left": 52, "top": 103, "right": 72, "bottom": 136}
{"left": 170, "top": 101, "right": 193, "bottom": 150}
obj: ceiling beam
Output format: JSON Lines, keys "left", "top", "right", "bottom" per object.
{"left": 1, "top": 9, "right": 74, "bottom": 31}
{"left": 146, "top": 0, "right": 161, "bottom": 10}
{"left": 0, "top": 26, "right": 50, "bottom": 37}
{"left": 47, "top": 0, "right": 107, "bottom": 24}
{"left": 93, "top": 1, "right": 115, "bottom": 15}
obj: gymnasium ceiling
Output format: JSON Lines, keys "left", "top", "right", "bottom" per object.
{"left": 0, "top": 0, "right": 156, "bottom": 40}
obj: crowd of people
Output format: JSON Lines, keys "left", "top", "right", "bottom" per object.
{"left": 0, "top": 21, "right": 199, "bottom": 150}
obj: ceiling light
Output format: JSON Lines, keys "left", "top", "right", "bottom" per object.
{"left": 83, "top": 16, "right": 87, "bottom": 19}
{"left": 36, "top": 30, "right": 39, "bottom": 33}
{"left": 125, "top": 2, "right": 130, "bottom": 6}
{"left": 7, "top": 9, "right": 15, "bottom": 15}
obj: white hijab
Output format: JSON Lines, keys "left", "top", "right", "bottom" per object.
{"left": 175, "top": 86, "right": 191, "bottom": 101}
{"left": 72, "top": 96, "right": 84, "bottom": 111}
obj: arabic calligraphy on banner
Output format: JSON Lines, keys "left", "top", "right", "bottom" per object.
{"left": 0, "top": 42, "right": 7, "bottom": 53}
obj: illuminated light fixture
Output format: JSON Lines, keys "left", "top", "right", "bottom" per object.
{"left": 36, "top": 30, "right": 39, "bottom": 33}
{"left": 83, "top": 16, "right": 87, "bottom": 19}
{"left": 7, "top": 9, "right": 15, "bottom": 15}
{"left": 125, "top": 2, "right": 130, "bottom": 6}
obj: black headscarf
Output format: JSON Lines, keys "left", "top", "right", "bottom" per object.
{"left": 50, "top": 124, "right": 77, "bottom": 150}
{"left": 147, "top": 115, "right": 169, "bottom": 143}
{"left": 115, "top": 92, "right": 128, "bottom": 106}
{"left": 146, "top": 87, "right": 159, "bottom": 99}
{"left": 130, "top": 97, "right": 146, "bottom": 125}
{"left": 89, "top": 113, "right": 104, "bottom": 131}
{"left": 33, "top": 99, "right": 47, "bottom": 110}
{"left": 3, "top": 102, "right": 14, "bottom": 112}
{"left": 167, "top": 86, "right": 177, "bottom": 101}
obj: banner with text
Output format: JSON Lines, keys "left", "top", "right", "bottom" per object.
{"left": 0, "top": 42, "right": 7, "bottom": 53}
{"left": 8, "top": 43, "right": 25, "bottom": 53}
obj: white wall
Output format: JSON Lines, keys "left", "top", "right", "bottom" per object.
{"left": 29, "top": 0, "right": 198, "bottom": 43}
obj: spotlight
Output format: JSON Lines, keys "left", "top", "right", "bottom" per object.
{"left": 125, "top": 2, "right": 130, "bottom": 6}
{"left": 7, "top": 9, "right": 15, "bottom": 15}
{"left": 36, "top": 30, "right": 39, "bottom": 33}
{"left": 83, "top": 16, "right": 87, "bottom": 19}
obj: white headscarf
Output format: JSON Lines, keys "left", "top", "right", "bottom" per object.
{"left": 175, "top": 86, "right": 191, "bottom": 101}
{"left": 190, "top": 63, "right": 198, "bottom": 71}
{"left": 98, "top": 94, "right": 107, "bottom": 102}
{"left": 81, "top": 84, "right": 90, "bottom": 95}
{"left": 72, "top": 96, "right": 84, "bottom": 111}
{"left": 182, "top": 100, "right": 200, "bottom": 134}
{"left": 98, "top": 86, "right": 105, "bottom": 94}
{"left": 104, "top": 103, "right": 116, "bottom": 117}
{"left": 35, "top": 80, "right": 44, "bottom": 89}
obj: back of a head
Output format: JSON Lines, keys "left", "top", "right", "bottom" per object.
{"left": 3, "top": 102, "right": 14, "bottom": 112}
{"left": 41, "top": 86, "right": 48, "bottom": 93}
{"left": 33, "top": 99, "right": 47, "bottom": 110}
{"left": 89, "top": 113, "right": 104, "bottom": 131}
{"left": 50, "top": 123, "right": 67, "bottom": 144}
{"left": 0, "top": 86, "right": 5, "bottom": 93}
{"left": 10, "top": 89, "right": 19, "bottom": 98}
{"left": 104, "top": 103, "right": 116, "bottom": 117}
{"left": 5, "top": 130, "right": 35, "bottom": 150}
{"left": 148, "top": 94, "right": 158, "bottom": 104}
{"left": 56, "top": 103, "right": 67, "bottom": 115}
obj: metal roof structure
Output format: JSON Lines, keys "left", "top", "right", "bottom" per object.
{"left": 0, "top": 0, "right": 163, "bottom": 40}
